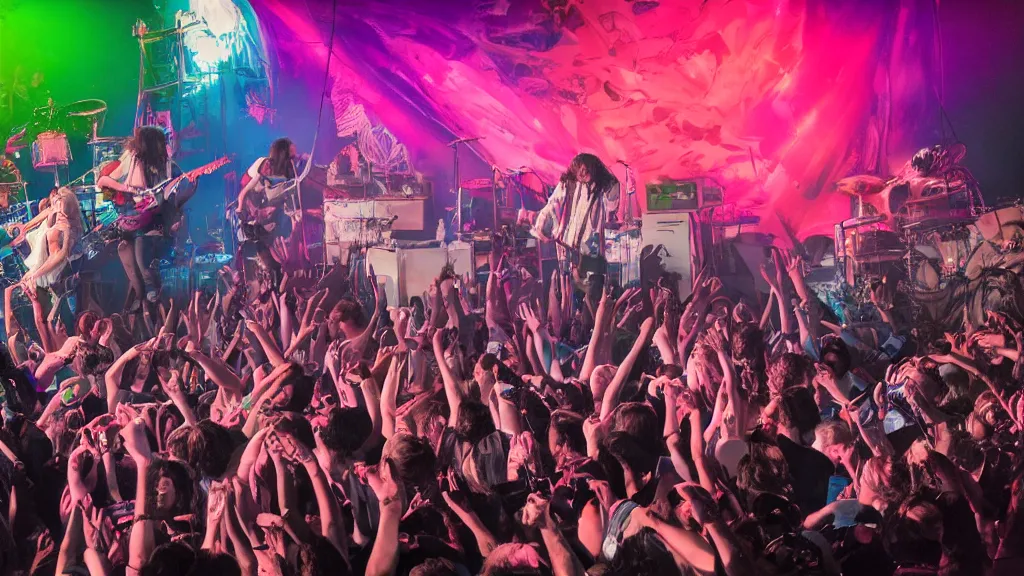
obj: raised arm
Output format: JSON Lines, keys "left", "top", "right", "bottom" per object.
{"left": 366, "top": 460, "right": 403, "bottom": 576}
{"left": 580, "top": 288, "right": 615, "bottom": 382}
{"left": 380, "top": 352, "right": 404, "bottom": 439}
{"left": 122, "top": 419, "right": 155, "bottom": 576}
{"left": 600, "top": 317, "right": 655, "bottom": 420}
{"left": 443, "top": 491, "right": 498, "bottom": 557}
{"left": 433, "top": 329, "right": 463, "bottom": 428}
{"left": 246, "top": 319, "right": 286, "bottom": 367}
{"left": 188, "top": 349, "right": 244, "bottom": 393}
{"left": 104, "top": 345, "right": 142, "bottom": 413}
{"left": 663, "top": 382, "right": 694, "bottom": 483}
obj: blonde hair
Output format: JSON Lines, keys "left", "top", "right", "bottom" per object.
{"left": 814, "top": 419, "right": 855, "bottom": 451}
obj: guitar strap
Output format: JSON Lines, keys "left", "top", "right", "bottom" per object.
{"left": 572, "top": 184, "right": 599, "bottom": 258}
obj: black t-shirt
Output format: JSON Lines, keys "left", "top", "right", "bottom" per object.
{"left": 776, "top": 434, "right": 835, "bottom": 514}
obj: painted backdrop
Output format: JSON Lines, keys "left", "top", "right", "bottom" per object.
{"left": 249, "top": 0, "right": 951, "bottom": 241}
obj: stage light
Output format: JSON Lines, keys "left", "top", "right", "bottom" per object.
{"left": 192, "top": 0, "right": 242, "bottom": 37}
{"left": 182, "top": 0, "right": 243, "bottom": 74}
{"left": 189, "top": 33, "right": 231, "bottom": 68}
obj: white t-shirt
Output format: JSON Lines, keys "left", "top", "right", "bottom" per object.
{"left": 246, "top": 158, "right": 267, "bottom": 180}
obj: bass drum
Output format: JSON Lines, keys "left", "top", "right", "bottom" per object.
{"left": 975, "top": 205, "right": 1024, "bottom": 244}
{"left": 909, "top": 247, "right": 942, "bottom": 292}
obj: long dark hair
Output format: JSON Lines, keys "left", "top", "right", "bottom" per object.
{"left": 128, "top": 126, "right": 169, "bottom": 184}
{"left": 146, "top": 458, "right": 197, "bottom": 520}
{"left": 267, "top": 138, "right": 296, "bottom": 178}
{"left": 560, "top": 153, "right": 616, "bottom": 195}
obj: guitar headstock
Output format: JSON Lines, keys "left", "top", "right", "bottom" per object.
{"left": 184, "top": 156, "right": 233, "bottom": 180}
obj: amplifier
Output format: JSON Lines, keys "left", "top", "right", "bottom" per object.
{"left": 646, "top": 177, "right": 724, "bottom": 213}
{"left": 366, "top": 243, "right": 474, "bottom": 305}
{"left": 641, "top": 212, "right": 695, "bottom": 299}
{"left": 324, "top": 197, "right": 427, "bottom": 231}
{"left": 324, "top": 197, "right": 429, "bottom": 263}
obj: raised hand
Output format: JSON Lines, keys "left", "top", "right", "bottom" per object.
{"left": 68, "top": 446, "right": 97, "bottom": 505}
{"left": 614, "top": 286, "right": 640, "bottom": 314}
{"left": 771, "top": 248, "right": 787, "bottom": 288}
{"left": 82, "top": 496, "right": 108, "bottom": 552}
{"left": 325, "top": 339, "right": 343, "bottom": 381}
{"left": 674, "top": 483, "right": 721, "bottom": 524}
{"left": 118, "top": 414, "right": 152, "bottom": 462}
{"left": 519, "top": 301, "right": 543, "bottom": 332}
{"left": 207, "top": 481, "right": 229, "bottom": 524}
{"left": 162, "top": 369, "right": 185, "bottom": 399}
{"left": 666, "top": 380, "right": 698, "bottom": 418}
{"left": 704, "top": 324, "right": 729, "bottom": 355}
{"left": 778, "top": 249, "right": 802, "bottom": 276}
{"left": 507, "top": 431, "right": 541, "bottom": 478}
{"left": 367, "top": 458, "right": 404, "bottom": 511}
{"left": 519, "top": 492, "right": 555, "bottom": 530}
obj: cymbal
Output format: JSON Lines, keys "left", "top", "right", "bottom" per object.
{"left": 835, "top": 175, "right": 887, "bottom": 197}
{"left": 88, "top": 136, "right": 128, "bottom": 146}
{"left": 61, "top": 99, "right": 107, "bottom": 137}
{"left": 60, "top": 99, "right": 107, "bottom": 117}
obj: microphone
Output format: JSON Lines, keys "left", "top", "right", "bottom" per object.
{"left": 447, "top": 136, "right": 483, "bottom": 147}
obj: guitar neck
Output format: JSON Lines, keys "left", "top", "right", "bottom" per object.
{"left": 144, "top": 157, "right": 229, "bottom": 196}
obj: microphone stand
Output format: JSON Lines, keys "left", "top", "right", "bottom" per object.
{"left": 491, "top": 166, "right": 501, "bottom": 235}
{"left": 448, "top": 136, "right": 482, "bottom": 237}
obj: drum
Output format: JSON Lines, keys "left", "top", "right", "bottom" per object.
{"left": 89, "top": 136, "right": 127, "bottom": 167}
{"left": 975, "top": 205, "right": 1024, "bottom": 244}
{"left": 854, "top": 230, "right": 902, "bottom": 255}
{"left": 910, "top": 254, "right": 941, "bottom": 291}
{"left": 899, "top": 195, "right": 973, "bottom": 231}
{"left": 32, "top": 131, "right": 71, "bottom": 169}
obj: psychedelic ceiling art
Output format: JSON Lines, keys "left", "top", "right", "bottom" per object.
{"left": 247, "top": 0, "right": 945, "bottom": 241}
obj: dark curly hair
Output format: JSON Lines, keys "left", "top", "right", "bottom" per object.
{"left": 560, "top": 153, "right": 617, "bottom": 196}
{"left": 128, "top": 126, "right": 170, "bottom": 186}
{"left": 146, "top": 458, "right": 198, "bottom": 520}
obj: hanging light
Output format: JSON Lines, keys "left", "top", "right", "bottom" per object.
{"left": 190, "top": 0, "right": 242, "bottom": 37}
{"left": 182, "top": 0, "right": 242, "bottom": 72}
{"left": 189, "top": 33, "right": 231, "bottom": 67}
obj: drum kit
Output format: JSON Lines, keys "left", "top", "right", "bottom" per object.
{"left": 1, "top": 99, "right": 115, "bottom": 300}
{"left": 836, "top": 194, "right": 977, "bottom": 291}
{"left": 834, "top": 144, "right": 1018, "bottom": 293}
{"left": 4, "top": 98, "right": 109, "bottom": 187}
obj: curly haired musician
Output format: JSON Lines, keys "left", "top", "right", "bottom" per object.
{"left": 96, "top": 126, "right": 192, "bottom": 312}
{"left": 520, "top": 153, "right": 620, "bottom": 288}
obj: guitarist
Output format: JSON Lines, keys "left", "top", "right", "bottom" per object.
{"left": 235, "top": 137, "right": 302, "bottom": 281}
{"left": 96, "top": 126, "right": 189, "bottom": 310}
{"left": 521, "top": 153, "right": 620, "bottom": 291}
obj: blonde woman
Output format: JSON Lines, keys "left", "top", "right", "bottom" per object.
{"left": 20, "top": 186, "right": 83, "bottom": 294}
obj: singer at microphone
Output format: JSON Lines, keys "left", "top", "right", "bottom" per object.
{"left": 520, "top": 153, "right": 620, "bottom": 289}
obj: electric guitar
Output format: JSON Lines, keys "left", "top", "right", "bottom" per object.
{"left": 235, "top": 173, "right": 303, "bottom": 240}
{"left": 106, "top": 156, "right": 231, "bottom": 235}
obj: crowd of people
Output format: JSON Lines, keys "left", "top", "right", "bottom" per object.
{"left": 1, "top": 202, "right": 1024, "bottom": 576}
